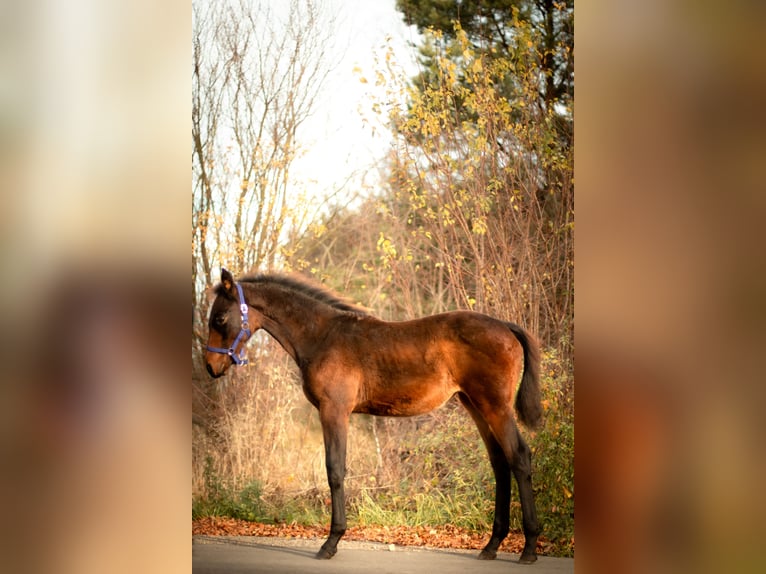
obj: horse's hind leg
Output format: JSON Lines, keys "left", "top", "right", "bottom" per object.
{"left": 458, "top": 394, "right": 513, "bottom": 560}
{"left": 480, "top": 434, "right": 514, "bottom": 560}
{"left": 460, "top": 393, "right": 539, "bottom": 563}
{"left": 513, "top": 430, "right": 540, "bottom": 563}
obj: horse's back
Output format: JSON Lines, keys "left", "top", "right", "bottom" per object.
{"left": 337, "top": 310, "right": 523, "bottom": 375}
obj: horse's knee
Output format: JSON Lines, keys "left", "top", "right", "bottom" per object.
{"left": 326, "top": 467, "right": 345, "bottom": 490}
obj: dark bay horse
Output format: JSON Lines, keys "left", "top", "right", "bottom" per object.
{"left": 204, "top": 268, "right": 543, "bottom": 563}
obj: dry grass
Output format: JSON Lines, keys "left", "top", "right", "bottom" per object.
{"left": 193, "top": 340, "right": 382, "bottom": 501}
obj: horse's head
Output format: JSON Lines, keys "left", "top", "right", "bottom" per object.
{"left": 204, "top": 268, "right": 257, "bottom": 378}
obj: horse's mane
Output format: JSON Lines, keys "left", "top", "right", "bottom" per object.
{"left": 237, "top": 273, "right": 370, "bottom": 317}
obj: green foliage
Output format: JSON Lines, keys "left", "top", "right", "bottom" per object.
{"left": 529, "top": 350, "right": 574, "bottom": 556}
{"left": 396, "top": 0, "right": 574, "bottom": 113}
{"left": 532, "top": 415, "right": 574, "bottom": 555}
{"left": 192, "top": 456, "right": 267, "bottom": 521}
{"left": 353, "top": 488, "right": 492, "bottom": 532}
{"left": 350, "top": 404, "right": 494, "bottom": 531}
{"left": 192, "top": 454, "right": 330, "bottom": 525}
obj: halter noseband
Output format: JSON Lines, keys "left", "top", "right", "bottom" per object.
{"left": 206, "top": 282, "right": 251, "bottom": 366}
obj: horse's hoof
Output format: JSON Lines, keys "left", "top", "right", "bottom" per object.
{"left": 519, "top": 552, "right": 537, "bottom": 564}
{"left": 478, "top": 549, "right": 497, "bottom": 560}
{"left": 315, "top": 546, "right": 337, "bottom": 560}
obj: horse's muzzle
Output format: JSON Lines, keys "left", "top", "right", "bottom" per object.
{"left": 206, "top": 362, "right": 223, "bottom": 379}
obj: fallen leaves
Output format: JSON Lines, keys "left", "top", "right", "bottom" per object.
{"left": 192, "top": 517, "right": 554, "bottom": 554}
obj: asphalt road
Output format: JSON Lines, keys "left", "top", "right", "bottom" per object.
{"left": 193, "top": 536, "right": 574, "bottom": 574}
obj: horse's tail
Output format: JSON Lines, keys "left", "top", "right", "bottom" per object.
{"left": 507, "top": 322, "right": 543, "bottom": 430}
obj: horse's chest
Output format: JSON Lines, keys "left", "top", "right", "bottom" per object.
{"left": 300, "top": 356, "right": 362, "bottom": 409}
{"left": 300, "top": 377, "right": 322, "bottom": 409}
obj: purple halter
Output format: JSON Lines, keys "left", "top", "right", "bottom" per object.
{"left": 206, "top": 282, "right": 251, "bottom": 365}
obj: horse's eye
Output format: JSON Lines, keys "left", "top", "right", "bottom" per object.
{"left": 214, "top": 314, "right": 228, "bottom": 327}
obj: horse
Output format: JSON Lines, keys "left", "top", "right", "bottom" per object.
{"left": 204, "top": 268, "right": 543, "bottom": 563}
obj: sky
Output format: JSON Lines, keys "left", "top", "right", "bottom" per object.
{"left": 289, "top": 0, "right": 421, "bottom": 205}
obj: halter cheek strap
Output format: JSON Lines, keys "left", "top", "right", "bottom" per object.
{"left": 206, "top": 282, "right": 251, "bottom": 366}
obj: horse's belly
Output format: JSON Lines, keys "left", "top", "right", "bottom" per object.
{"left": 354, "top": 383, "right": 456, "bottom": 417}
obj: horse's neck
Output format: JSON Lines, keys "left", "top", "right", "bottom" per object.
{"left": 255, "top": 289, "right": 335, "bottom": 364}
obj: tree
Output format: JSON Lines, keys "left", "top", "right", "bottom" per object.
{"left": 396, "top": 0, "right": 573, "bottom": 120}
{"left": 389, "top": 1, "right": 573, "bottom": 356}
{"left": 192, "top": 0, "right": 335, "bottom": 422}
{"left": 365, "top": 23, "right": 572, "bottom": 356}
{"left": 293, "top": 16, "right": 572, "bottom": 354}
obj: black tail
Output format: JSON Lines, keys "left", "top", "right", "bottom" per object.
{"left": 507, "top": 322, "right": 542, "bottom": 430}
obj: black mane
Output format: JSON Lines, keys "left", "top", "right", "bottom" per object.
{"left": 238, "top": 273, "right": 369, "bottom": 316}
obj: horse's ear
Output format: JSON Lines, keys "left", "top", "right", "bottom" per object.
{"left": 220, "top": 267, "right": 236, "bottom": 297}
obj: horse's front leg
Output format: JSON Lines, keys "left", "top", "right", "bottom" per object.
{"left": 316, "top": 406, "right": 350, "bottom": 559}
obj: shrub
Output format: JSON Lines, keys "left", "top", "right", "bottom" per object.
{"left": 529, "top": 350, "right": 574, "bottom": 556}
{"left": 192, "top": 455, "right": 266, "bottom": 521}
